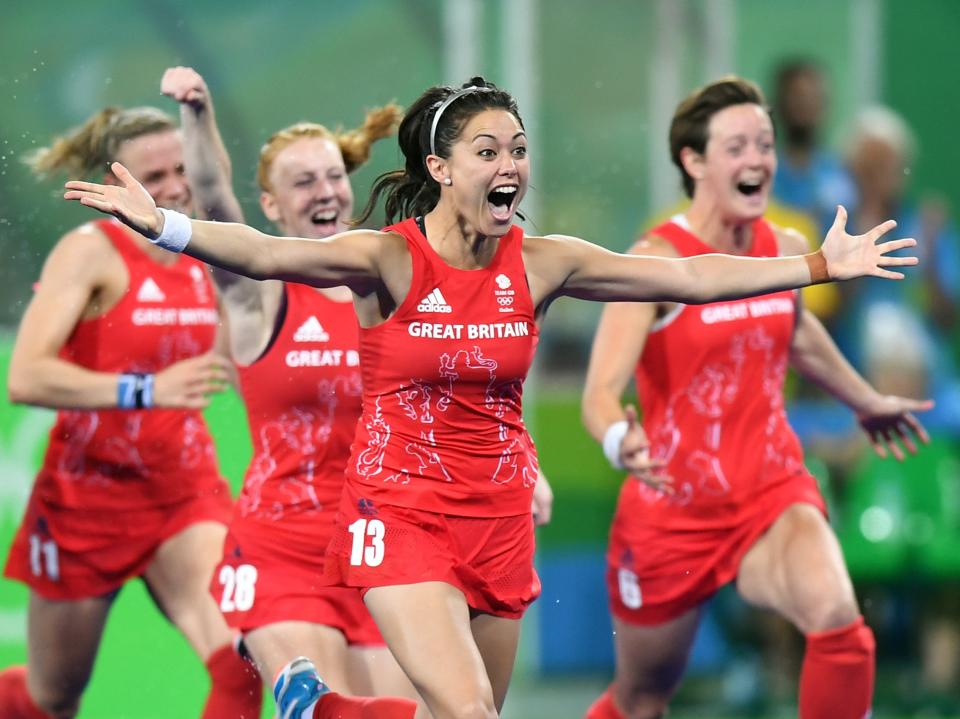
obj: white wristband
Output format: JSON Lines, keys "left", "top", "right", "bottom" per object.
{"left": 602, "top": 420, "right": 629, "bottom": 470}
{"left": 154, "top": 208, "right": 192, "bottom": 253}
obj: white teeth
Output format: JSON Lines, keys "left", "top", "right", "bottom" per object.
{"left": 493, "top": 186, "right": 517, "bottom": 194}
{"left": 312, "top": 210, "right": 337, "bottom": 221}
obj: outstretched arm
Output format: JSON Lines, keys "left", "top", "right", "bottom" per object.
{"left": 790, "top": 305, "right": 933, "bottom": 460}
{"left": 533, "top": 207, "right": 916, "bottom": 306}
{"left": 64, "top": 163, "right": 384, "bottom": 290}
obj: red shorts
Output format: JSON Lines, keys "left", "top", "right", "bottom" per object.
{"left": 324, "top": 483, "right": 541, "bottom": 619}
{"left": 4, "top": 483, "right": 232, "bottom": 600}
{"left": 607, "top": 474, "right": 825, "bottom": 625}
{"left": 212, "top": 517, "right": 384, "bottom": 646}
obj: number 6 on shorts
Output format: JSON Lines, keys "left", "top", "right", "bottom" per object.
{"left": 347, "top": 518, "right": 386, "bottom": 567}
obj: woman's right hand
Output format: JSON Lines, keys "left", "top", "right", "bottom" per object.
{"left": 620, "top": 405, "right": 672, "bottom": 492}
{"left": 160, "top": 66, "right": 210, "bottom": 110}
{"left": 153, "top": 352, "right": 230, "bottom": 409}
{"left": 65, "top": 162, "right": 164, "bottom": 238}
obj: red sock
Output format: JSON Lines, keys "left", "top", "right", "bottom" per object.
{"left": 799, "top": 615, "right": 875, "bottom": 719}
{"left": 313, "top": 691, "right": 418, "bottom": 719}
{"left": 0, "top": 666, "right": 53, "bottom": 719}
{"left": 584, "top": 688, "right": 626, "bottom": 719}
{"left": 202, "top": 642, "right": 263, "bottom": 719}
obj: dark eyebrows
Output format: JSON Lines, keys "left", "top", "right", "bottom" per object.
{"left": 471, "top": 131, "right": 527, "bottom": 143}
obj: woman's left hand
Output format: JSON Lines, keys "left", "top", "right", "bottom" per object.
{"left": 820, "top": 205, "right": 919, "bottom": 281}
{"left": 856, "top": 394, "right": 935, "bottom": 460}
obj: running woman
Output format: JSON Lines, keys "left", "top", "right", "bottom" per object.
{"left": 581, "top": 77, "right": 932, "bottom": 719}
{"left": 0, "top": 106, "right": 261, "bottom": 718}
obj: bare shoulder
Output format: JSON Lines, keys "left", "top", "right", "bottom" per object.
{"left": 331, "top": 228, "right": 407, "bottom": 256}
{"left": 629, "top": 231, "right": 681, "bottom": 258}
{"left": 770, "top": 222, "right": 813, "bottom": 257}
{"left": 44, "top": 222, "right": 119, "bottom": 280}
{"left": 521, "top": 234, "right": 599, "bottom": 274}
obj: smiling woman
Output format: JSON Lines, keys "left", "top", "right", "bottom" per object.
{"left": 63, "top": 74, "right": 917, "bottom": 719}
{"left": 580, "top": 76, "right": 933, "bottom": 719}
{"left": 0, "top": 105, "right": 263, "bottom": 719}
{"left": 160, "top": 65, "right": 424, "bottom": 719}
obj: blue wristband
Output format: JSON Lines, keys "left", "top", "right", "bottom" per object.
{"left": 117, "top": 373, "right": 138, "bottom": 409}
{"left": 118, "top": 373, "right": 155, "bottom": 409}
{"left": 139, "top": 374, "right": 155, "bottom": 409}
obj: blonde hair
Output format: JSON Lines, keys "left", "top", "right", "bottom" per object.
{"left": 26, "top": 106, "right": 177, "bottom": 179}
{"left": 257, "top": 103, "right": 402, "bottom": 192}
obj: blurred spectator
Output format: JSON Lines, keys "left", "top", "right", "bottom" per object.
{"left": 836, "top": 105, "right": 960, "bottom": 434}
{"left": 816, "top": 107, "right": 960, "bottom": 713}
{"left": 771, "top": 59, "right": 858, "bottom": 236}
{"left": 768, "top": 59, "right": 860, "bottom": 327}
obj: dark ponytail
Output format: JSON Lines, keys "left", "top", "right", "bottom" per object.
{"left": 356, "top": 76, "right": 524, "bottom": 225}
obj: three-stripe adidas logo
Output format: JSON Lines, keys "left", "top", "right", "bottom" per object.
{"left": 416, "top": 288, "right": 453, "bottom": 313}
{"left": 293, "top": 316, "right": 330, "bottom": 342}
{"left": 136, "top": 277, "right": 166, "bottom": 302}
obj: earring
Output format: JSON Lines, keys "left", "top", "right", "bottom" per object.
{"left": 442, "top": 178, "right": 452, "bottom": 185}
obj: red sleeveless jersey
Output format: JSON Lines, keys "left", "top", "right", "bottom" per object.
{"left": 630, "top": 217, "right": 807, "bottom": 525}
{"left": 235, "top": 283, "right": 362, "bottom": 532}
{"left": 35, "top": 220, "right": 223, "bottom": 510}
{"left": 346, "top": 218, "right": 539, "bottom": 517}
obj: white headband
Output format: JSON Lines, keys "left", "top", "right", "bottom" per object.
{"left": 429, "top": 86, "right": 493, "bottom": 156}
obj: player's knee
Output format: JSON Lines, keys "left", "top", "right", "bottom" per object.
{"left": 35, "top": 689, "right": 83, "bottom": 719}
{"left": 421, "top": 689, "right": 496, "bottom": 719}
{"left": 614, "top": 684, "right": 672, "bottom": 719}
{"left": 443, "top": 699, "right": 498, "bottom": 719}
{"left": 624, "top": 697, "right": 670, "bottom": 719}
{"left": 797, "top": 593, "right": 859, "bottom": 634}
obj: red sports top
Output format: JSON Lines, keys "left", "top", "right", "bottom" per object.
{"left": 628, "top": 217, "right": 807, "bottom": 526}
{"left": 347, "top": 218, "right": 540, "bottom": 517}
{"left": 35, "top": 220, "right": 223, "bottom": 510}
{"left": 235, "top": 283, "right": 362, "bottom": 535}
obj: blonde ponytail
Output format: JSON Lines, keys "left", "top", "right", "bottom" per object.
{"left": 26, "top": 106, "right": 176, "bottom": 179}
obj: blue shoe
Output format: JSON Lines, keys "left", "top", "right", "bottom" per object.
{"left": 273, "top": 657, "right": 329, "bottom": 719}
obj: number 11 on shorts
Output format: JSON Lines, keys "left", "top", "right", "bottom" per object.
{"left": 347, "top": 518, "right": 386, "bottom": 567}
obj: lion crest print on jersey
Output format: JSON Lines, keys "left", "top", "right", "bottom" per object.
{"left": 633, "top": 217, "right": 807, "bottom": 515}
{"left": 33, "top": 220, "right": 221, "bottom": 511}
{"left": 236, "top": 284, "right": 363, "bottom": 521}
{"left": 348, "top": 219, "right": 540, "bottom": 517}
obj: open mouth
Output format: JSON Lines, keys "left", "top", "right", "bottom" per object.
{"left": 736, "top": 180, "right": 764, "bottom": 197}
{"left": 486, "top": 185, "right": 518, "bottom": 222}
{"left": 310, "top": 208, "right": 339, "bottom": 227}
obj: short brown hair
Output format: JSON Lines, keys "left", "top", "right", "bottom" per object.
{"left": 669, "top": 76, "right": 769, "bottom": 197}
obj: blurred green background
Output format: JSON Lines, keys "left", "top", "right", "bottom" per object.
{"left": 2, "top": 1, "right": 960, "bottom": 717}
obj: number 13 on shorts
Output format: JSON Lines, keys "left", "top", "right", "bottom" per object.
{"left": 348, "top": 518, "right": 385, "bottom": 567}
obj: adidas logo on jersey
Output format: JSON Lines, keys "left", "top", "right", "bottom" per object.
{"left": 417, "top": 288, "right": 453, "bottom": 313}
{"left": 136, "top": 277, "right": 166, "bottom": 302}
{"left": 293, "top": 316, "right": 330, "bottom": 342}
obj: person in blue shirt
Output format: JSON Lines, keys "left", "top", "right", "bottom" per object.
{"left": 772, "top": 59, "right": 858, "bottom": 237}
